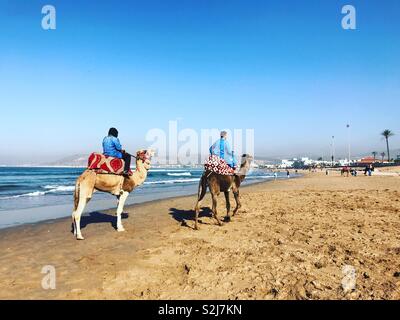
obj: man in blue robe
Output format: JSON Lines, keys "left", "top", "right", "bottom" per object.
{"left": 209, "top": 131, "right": 237, "bottom": 169}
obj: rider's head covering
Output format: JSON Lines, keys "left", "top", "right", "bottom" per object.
{"left": 220, "top": 131, "right": 227, "bottom": 138}
{"left": 108, "top": 127, "right": 118, "bottom": 138}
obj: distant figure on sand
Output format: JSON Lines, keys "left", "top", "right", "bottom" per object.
{"left": 364, "top": 164, "right": 374, "bottom": 176}
{"left": 209, "top": 131, "right": 237, "bottom": 169}
{"left": 103, "top": 128, "right": 131, "bottom": 175}
{"left": 341, "top": 166, "right": 351, "bottom": 177}
{"left": 286, "top": 170, "right": 290, "bottom": 178}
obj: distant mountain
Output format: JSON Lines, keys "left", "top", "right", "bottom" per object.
{"left": 39, "top": 154, "right": 88, "bottom": 167}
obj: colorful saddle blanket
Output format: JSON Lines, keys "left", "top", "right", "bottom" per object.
{"left": 88, "top": 153, "right": 131, "bottom": 175}
{"left": 204, "top": 155, "right": 235, "bottom": 175}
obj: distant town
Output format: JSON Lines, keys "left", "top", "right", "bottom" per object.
{"left": 254, "top": 154, "right": 400, "bottom": 169}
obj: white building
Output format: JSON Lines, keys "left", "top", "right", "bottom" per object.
{"left": 280, "top": 159, "right": 295, "bottom": 168}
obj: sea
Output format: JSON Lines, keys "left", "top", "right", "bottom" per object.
{"left": 0, "top": 166, "right": 290, "bottom": 229}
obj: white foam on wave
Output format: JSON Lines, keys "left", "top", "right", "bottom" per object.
{"left": 144, "top": 178, "right": 199, "bottom": 185}
{"left": 150, "top": 169, "right": 187, "bottom": 172}
{"left": 0, "top": 191, "right": 46, "bottom": 199}
{"left": 167, "top": 172, "right": 192, "bottom": 177}
{"left": 245, "top": 175, "right": 275, "bottom": 180}
{"left": 0, "top": 185, "right": 75, "bottom": 200}
{"left": 44, "top": 185, "right": 75, "bottom": 192}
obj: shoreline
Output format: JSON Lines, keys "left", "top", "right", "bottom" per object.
{"left": 0, "top": 170, "right": 399, "bottom": 299}
{"left": 0, "top": 173, "right": 297, "bottom": 231}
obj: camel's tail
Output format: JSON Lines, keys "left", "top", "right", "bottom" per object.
{"left": 196, "top": 173, "right": 208, "bottom": 203}
{"left": 73, "top": 170, "right": 96, "bottom": 211}
{"left": 73, "top": 179, "right": 80, "bottom": 211}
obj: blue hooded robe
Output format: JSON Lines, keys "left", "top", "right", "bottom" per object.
{"left": 209, "top": 138, "right": 237, "bottom": 168}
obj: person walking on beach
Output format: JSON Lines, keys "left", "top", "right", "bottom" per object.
{"left": 286, "top": 170, "right": 290, "bottom": 178}
{"left": 103, "top": 127, "right": 131, "bottom": 175}
{"left": 209, "top": 131, "right": 237, "bottom": 169}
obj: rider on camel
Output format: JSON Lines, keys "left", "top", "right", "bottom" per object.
{"left": 209, "top": 131, "right": 237, "bottom": 170}
{"left": 102, "top": 127, "right": 131, "bottom": 176}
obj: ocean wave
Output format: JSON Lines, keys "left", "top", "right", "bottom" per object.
{"left": 246, "top": 175, "right": 274, "bottom": 180}
{"left": 44, "top": 185, "right": 75, "bottom": 192}
{"left": 0, "top": 185, "right": 23, "bottom": 191}
{"left": 0, "top": 185, "right": 75, "bottom": 200}
{"left": 144, "top": 178, "right": 199, "bottom": 185}
{"left": 167, "top": 172, "right": 192, "bottom": 177}
{"left": 0, "top": 191, "right": 46, "bottom": 199}
{"left": 150, "top": 169, "right": 186, "bottom": 172}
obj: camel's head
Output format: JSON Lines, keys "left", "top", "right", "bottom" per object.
{"left": 237, "top": 154, "right": 253, "bottom": 175}
{"left": 240, "top": 154, "right": 253, "bottom": 165}
{"left": 136, "top": 149, "right": 154, "bottom": 170}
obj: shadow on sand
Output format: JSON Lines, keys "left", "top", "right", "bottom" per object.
{"left": 70, "top": 211, "right": 129, "bottom": 233}
{"left": 169, "top": 207, "right": 213, "bottom": 229}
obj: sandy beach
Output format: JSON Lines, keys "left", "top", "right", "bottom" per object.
{"left": 0, "top": 169, "right": 399, "bottom": 300}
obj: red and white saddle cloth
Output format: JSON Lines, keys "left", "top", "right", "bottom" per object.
{"left": 87, "top": 153, "right": 132, "bottom": 176}
{"left": 204, "top": 155, "right": 235, "bottom": 175}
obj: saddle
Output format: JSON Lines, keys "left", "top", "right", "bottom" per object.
{"left": 87, "top": 153, "right": 132, "bottom": 176}
{"left": 204, "top": 155, "right": 235, "bottom": 176}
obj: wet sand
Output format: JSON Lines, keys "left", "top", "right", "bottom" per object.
{"left": 0, "top": 169, "right": 399, "bottom": 300}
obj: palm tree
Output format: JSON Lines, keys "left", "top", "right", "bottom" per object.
{"left": 381, "top": 129, "right": 394, "bottom": 162}
{"left": 380, "top": 152, "right": 386, "bottom": 162}
{"left": 372, "top": 151, "right": 378, "bottom": 162}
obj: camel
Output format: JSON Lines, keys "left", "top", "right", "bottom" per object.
{"left": 71, "top": 149, "right": 153, "bottom": 240}
{"left": 341, "top": 166, "right": 351, "bottom": 177}
{"left": 194, "top": 154, "right": 253, "bottom": 230}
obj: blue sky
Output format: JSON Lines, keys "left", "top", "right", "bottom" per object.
{"left": 0, "top": 0, "right": 399, "bottom": 164}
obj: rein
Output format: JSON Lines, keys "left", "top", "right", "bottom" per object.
{"left": 128, "top": 152, "right": 149, "bottom": 162}
{"left": 128, "top": 152, "right": 149, "bottom": 172}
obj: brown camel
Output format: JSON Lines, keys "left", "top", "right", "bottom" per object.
{"left": 71, "top": 149, "right": 153, "bottom": 240}
{"left": 194, "top": 154, "right": 253, "bottom": 230}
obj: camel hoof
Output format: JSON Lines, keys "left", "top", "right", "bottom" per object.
{"left": 224, "top": 216, "right": 231, "bottom": 222}
{"left": 117, "top": 227, "right": 126, "bottom": 232}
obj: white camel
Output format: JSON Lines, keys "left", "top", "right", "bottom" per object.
{"left": 72, "top": 149, "right": 153, "bottom": 240}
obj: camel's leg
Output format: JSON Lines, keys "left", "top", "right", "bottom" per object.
{"left": 72, "top": 171, "right": 96, "bottom": 240}
{"left": 233, "top": 190, "right": 241, "bottom": 216}
{"left": 116, "top": 191, "right": 129, "bottom": 232}
{"left": 72, "top": 213, "right": 76, "bottom": 237}
{"left": 224, "top": 191, "right": 231, "bottom": 222}
{"left": 194, "top": 174, "right": 207, "bottom": 230}
{"left": 211, "top": 192, "right": 222, "bottom": 226}
{"left": 72, "top": 196, "right": 87, "bottom": 240}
